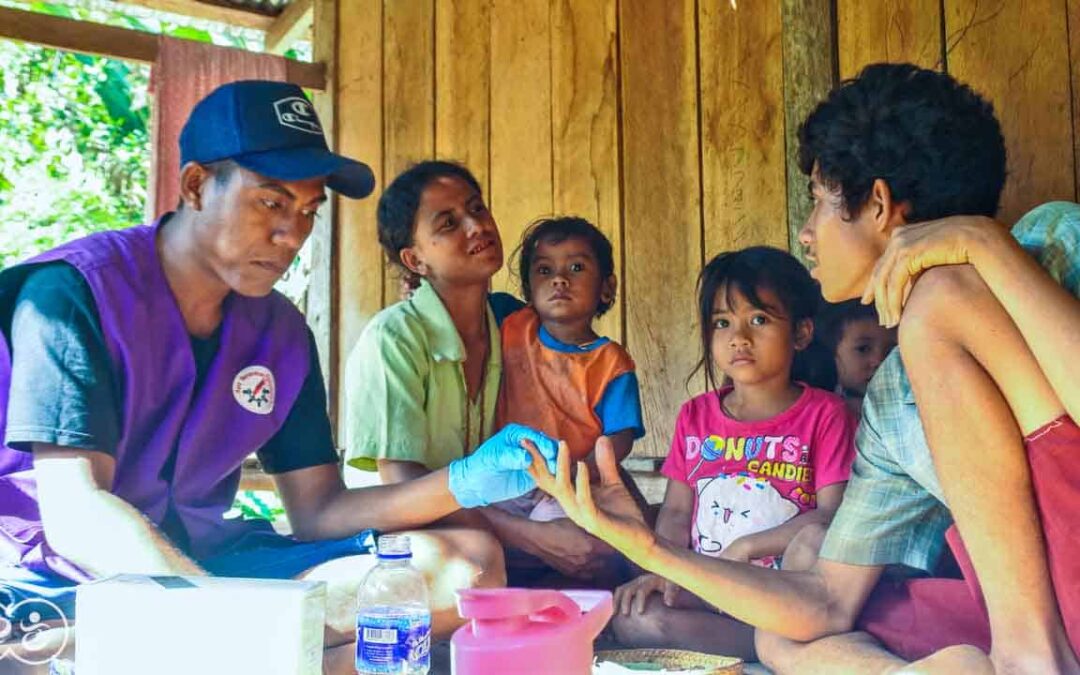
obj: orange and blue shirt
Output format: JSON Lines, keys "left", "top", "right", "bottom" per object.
{"left": 495, "top": 307, "right": 644, "bottom": 462}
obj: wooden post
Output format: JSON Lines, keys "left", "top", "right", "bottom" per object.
{"left": 780, "top": 0, "right": 837, "bottom": 257}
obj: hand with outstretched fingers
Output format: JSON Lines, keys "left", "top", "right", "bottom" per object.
{"left": 448, "top": 423, "right": 558, "bottom": 508}
{"left": 526, "top": 435, "right": 653, "bottom": 559}
{"left": 862, "top": 215, "right": 1005, "bottom": 327}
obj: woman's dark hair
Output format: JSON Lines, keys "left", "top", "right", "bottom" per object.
{"left": 798, "top": 62, "right": 1006, "bottom": 222}
{"left": 815, "top": 299, "right": 881, "bottom": 354}
{"left": 376, "top": 160, "right": 483, "bottom": 271}
{"left": 515, "top": 216, "right": 616, "bottom": 316}
{"left": 692, "top": 246, "right": 834, "bottom": 392}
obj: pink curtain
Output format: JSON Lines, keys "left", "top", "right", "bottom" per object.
{"left": 150, "top": 36, "right": 288, "bottom": 218}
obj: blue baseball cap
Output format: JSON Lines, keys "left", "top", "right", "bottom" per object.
{"left": 179, "top": 80, "right": 375, "bottom": 199}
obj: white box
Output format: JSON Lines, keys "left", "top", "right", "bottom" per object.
{"left": 75, "top": 575, "right": 326, "bottom": 675}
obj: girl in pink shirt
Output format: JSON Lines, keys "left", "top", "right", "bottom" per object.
{"left": 611, "top": 246, "right": 856, "bottom": 660}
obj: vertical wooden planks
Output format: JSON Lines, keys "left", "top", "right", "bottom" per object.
{"left": 836, "top": 0, "right": 943, "bottom": 79}
{"left": 489, "top": 0, "right": 553, "bottom": 296}
{"left": 551, "top": 0, "right": 622, "bottom": 341}
{"left": 308, "top": 0, "right": 337, "bottom": 427}
{"left": 382, "top": 0, "right": 435, "bottom": 306}
{"left": 780, "top": 0, "right": 836, "bottom": 257}
{"left": 335, "top": 0, "right": 384, "bottom": 436}
{"left": 946, "top": 0, "right": 1074, "bottom": 224}
{"left": 1068, "top": 0, "right": 1080, "bottom": 201}
{"left": 434, "top": 0, "right": 491, "bottom": 195}
{"left": 699, "top": 0, "right": 788, "bottom": 260}
{"left": 620, "top": 0, "right": 702, "bottom": 456}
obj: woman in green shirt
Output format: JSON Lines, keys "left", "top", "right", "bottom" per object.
{"left": 344, "top": 161, "right": 628, "bottom": 583}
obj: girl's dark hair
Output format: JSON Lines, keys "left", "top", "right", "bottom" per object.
{"left": 815, "top": 299, "right": 881, "bottom": 354}
{"left": 515, "top": 216, "right": 616, "bottom": 316}
{"left": 376, "top": 160, "right": 483, "bottom": 271}
{"left": 798, "top": 62, "right": 1006, "bottom": 222}
{"left": 693, "top": 246, "right": 835, "bottom": 392}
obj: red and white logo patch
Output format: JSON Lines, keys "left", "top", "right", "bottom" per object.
{"left": 232, "top": 365, "right": 275, "bottom": 415}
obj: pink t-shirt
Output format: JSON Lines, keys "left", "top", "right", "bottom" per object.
{"left": 661, "top": 384, "right": 855, "bottom": 561}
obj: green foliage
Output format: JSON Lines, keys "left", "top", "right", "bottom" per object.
{"left": 0, "top": 0, "right": 269, "bottom": 268}
{"left": 0, "top": 39, "right": 151, "bottom": 267}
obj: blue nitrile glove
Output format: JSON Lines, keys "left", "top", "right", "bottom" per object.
{"left": 447, "top": 423, "right": 559, "bottom": 508}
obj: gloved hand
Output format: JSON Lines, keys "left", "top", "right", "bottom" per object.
{"left": 447, "top": 424, "right": 559, "bottom": 508}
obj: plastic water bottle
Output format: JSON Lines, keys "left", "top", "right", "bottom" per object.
{"left": 356, "top": 534, "right": 432, "bottom": 675}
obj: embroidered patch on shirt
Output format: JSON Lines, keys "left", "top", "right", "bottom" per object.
{"left": 232, "top": 365, "right": 275, "bottom": 415}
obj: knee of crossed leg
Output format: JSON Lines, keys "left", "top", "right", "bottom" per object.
{"left": 609, "top": 597, "right": 671, "bottom": 647}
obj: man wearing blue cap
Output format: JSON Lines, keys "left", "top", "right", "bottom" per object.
{"left": 0, "top": 80, "right": 557, "bottom": 670}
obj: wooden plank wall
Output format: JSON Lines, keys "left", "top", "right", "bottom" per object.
{"left": 330, "top": 0, "right": 1080, "bottom": 457}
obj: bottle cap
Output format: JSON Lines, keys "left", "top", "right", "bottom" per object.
{"left": 376, "top": 534, "right": 412, "bottom": 560}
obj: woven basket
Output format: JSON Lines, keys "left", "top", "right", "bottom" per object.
{"left": 594, "top": 648, "right": 743, "bottom": 674}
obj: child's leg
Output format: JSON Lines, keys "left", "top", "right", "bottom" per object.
{"left": 610, "top": 594, "right": 757, "bottom": 661}
{"left": 899, "top": 265, "right": 1077, "bottom": 670}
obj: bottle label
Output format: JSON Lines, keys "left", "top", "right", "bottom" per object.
{"left": 356, "top": 611, "right": 431, "bottom": 674}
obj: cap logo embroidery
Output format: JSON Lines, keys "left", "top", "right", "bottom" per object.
{"left": 273, "top": 96, "right": 322, "bottom": 135}
{"left": 233, "top": 365, "right": 276, "bottom": 415}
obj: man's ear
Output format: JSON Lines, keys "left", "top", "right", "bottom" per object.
{"left": 867, "top": 178, "right": 911, "bottom": 236}
{"left": 179, "top": 162, "right": 211, "bottom": 211}
{"left": 794, "top": 317, "right": 814, "bottom": 351}
{"left": 399, "top": 247, "right": 427, "bottom": 278}
{"left": 600, "top": 275, "right": 617, "bottom": 307}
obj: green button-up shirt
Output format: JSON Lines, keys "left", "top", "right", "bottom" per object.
{"left": 343, "top": 280, "right": 502, "bottom": 471}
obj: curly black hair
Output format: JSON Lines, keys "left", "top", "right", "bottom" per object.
{"left": 798, "top": 63, "right": 1006, "bottom": 222}
{"left": 515, "top": 216, "right": 616, "bottom": 317}
{"left": 376, "top": 160, "right": 483, "bottom": 270}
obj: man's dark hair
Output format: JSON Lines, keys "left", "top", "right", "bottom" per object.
{"left": 798, "top": 63, "right": 1006, "bottom": 221}
{"left": 376, "top": 160, "right": 483, "bottom": 269}
{"left": 515, "top": 216, "right": 616, "bottom": 317}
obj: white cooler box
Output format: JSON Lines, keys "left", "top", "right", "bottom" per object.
{"left": 75, "top": 574, "right": 326, "bottom": 675}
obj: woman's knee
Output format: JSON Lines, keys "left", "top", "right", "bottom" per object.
{"left": 409, "top": 528, "right": 507, "bottom": 601}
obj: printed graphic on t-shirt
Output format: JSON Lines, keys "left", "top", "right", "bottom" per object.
{"left": 694, "top": 473, "right": 799, "bottom": 555}
{"left": 683, "top": 432, "right": 817, "bottom": 558}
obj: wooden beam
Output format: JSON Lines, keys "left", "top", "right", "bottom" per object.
{"left": 109, "top": 0, "right": 277, "bottom": 31}
{"left": 0, "top": 5, "right": 326, "bottom": 90}
{"left": 266, "top": 0, "right": 313, "bottom": 55}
